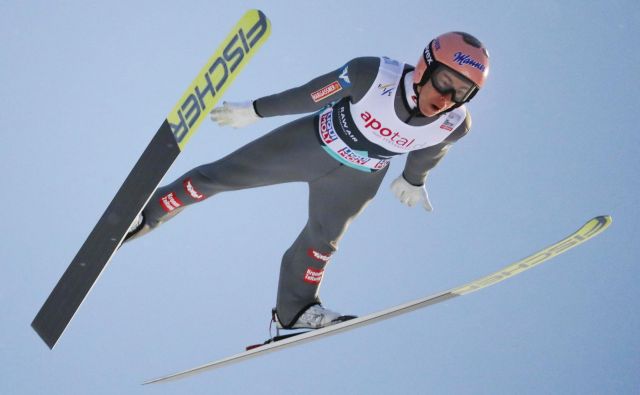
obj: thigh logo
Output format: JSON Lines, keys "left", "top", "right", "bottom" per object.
{"left": 183, "top": 178, "right": 205, "bottom": 201}
{"left": 307, "top": 248, "right": 331, "bottom": 263}
{"left": 304, "top": 267, "right": 324, "bottom": 284}
{"left": 159, "top": 192, "right": 183, "bottom": 212}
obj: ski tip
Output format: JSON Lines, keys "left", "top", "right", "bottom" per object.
{"left": 598, "top": 215, "right": 612, "bottom": 224}
{"left": 574, "top": 215, "right": 612, "bottom": 241}
{"left": 244, "top": 9, "right": 271, "bottom": 27}
{"left": 589, "top": 215, "right": 613, "bottom": 231}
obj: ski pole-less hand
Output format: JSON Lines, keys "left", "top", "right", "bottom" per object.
{"left": 210, "top": 101, "right": 260, "bottom": 128}
{"left": 390, "top": 174, "right": 433, "bottom": 212}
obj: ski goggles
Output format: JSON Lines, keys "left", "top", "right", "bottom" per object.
{"left": 430, "top": 65, "right": 478, "bottom": 103}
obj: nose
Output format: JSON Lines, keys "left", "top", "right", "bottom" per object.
{"left": 438, "top": 91, "right": 454, "bottom": 104}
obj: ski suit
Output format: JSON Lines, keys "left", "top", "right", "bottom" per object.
{"left": 133, "top": 56, "right": 471, "bottom": 327}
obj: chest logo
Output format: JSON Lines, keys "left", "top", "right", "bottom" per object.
{"left": 360, "top": 111, "right": 415, "bottom": 148}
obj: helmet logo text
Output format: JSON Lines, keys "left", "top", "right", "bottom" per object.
{"left": 453, "top": 52, "right": 486, "bottom": 72}
{"left": 423, "top": 48, "right": 434, "bottom": 65}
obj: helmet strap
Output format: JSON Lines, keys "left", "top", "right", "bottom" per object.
{"left": 413, "top": 40, "right": 440, "bottom": 106}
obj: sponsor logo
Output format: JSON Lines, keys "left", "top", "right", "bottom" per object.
{"left": 360, "top": 111, "right": 416, "bottom": 149}
{"left": 183, "top": 178, "right": 205, "bottom": 201}
{"left": 378, "top": 83, "right": 395, "bottom": 97}
{"left": 319, "top": 111, "right": 338, "bottom": 144}
{"left": 440, "top": 120, "right": 454, "bottom": 131}
{"left": 454, "top": 228, "right": 604, "bottom": 295}
{"left": 338, "top": 106, "right": 358, "bottom": 143}
{"left": 441, "top": 111, "right": 462, "bottom": 131}
{"left": 337, "top": 147, "right": 370, "bottom": 166}
{"left": 311, "top": 81, "right": 342, "bottom": 102}
{"left": 424, "top": 47, "right": 434, "bottom": 64}
{"left": 448, "top": 112, "right": 462, "bottom": 124}
{"left": 374, "top": 160, "right": 389, "bottom": 170}
{"left": 169, "top": 11, "right": 269, "bottom": 145}
{"left": 433, "top": 38, "right": 441, "bottom": 51}
{"left": 339, "top": 66, "right": 351, "bottom": 87}
{"left": 160, "top": 192, "right": 183, "bottom": 212}
{"left": 453, "top": 51, "right": 486, "bottom": 72}
{"left": 307, "top": 248, "right": 331, "bottom": 263}
{"left": 304, "top": 267, "right": 324, "bottom": 284}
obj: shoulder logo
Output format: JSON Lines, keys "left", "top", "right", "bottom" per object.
{"left": 339, "top": 66, "right": 351, "bottom": 87}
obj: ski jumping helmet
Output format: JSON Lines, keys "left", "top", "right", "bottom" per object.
{"left": 413, "top": 31, "right": 490, "bottom": 107}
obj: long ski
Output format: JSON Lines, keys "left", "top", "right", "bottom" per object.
{"left": 144, "top": 215, "right": 611, "bottom": 384}
{"left": 31, "top": 10, "right": 271, "bottom": 349}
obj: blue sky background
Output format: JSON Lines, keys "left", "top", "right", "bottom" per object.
{"left": 2, "top": 1, "right": 638, "bottom": 394}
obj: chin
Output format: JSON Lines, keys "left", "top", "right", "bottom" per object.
{"left": 420, "top": 107, "right": 441, "bottom": 117}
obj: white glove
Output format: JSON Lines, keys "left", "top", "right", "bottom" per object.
{"left": 390, "top": 175, "right": 433, "bottom": 212}
{"left": 210, "top": 101, "right": 260, "bottom": 128}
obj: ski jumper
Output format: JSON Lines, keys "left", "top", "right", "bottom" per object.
{"left": 130, "top": 56, "right": 472, "bottom": 327}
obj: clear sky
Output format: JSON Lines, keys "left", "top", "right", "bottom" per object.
{"left": 2, "top": 1, "right": 638, "bottom": 394}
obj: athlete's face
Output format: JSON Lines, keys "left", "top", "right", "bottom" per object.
{"left": 416, "top": 79, "right": 456, "bottom": 117}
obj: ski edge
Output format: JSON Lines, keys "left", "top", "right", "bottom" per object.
{"left": 143, "top": 215, "right": 612, "bottom": 385}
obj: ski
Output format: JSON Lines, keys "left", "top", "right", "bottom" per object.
{"left": 143, "top": 215, "right": 611, "bottom": 385}
{"left": 31, "top": 10, "right": 271, "bottom": 349}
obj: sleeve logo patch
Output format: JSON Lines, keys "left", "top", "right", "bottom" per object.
{"left": 311, "top": 81, "right": 342, "bottom": 102}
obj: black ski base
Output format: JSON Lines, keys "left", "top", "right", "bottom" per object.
{"left": 32, "top": 120, "right": 180, "bottom": 349}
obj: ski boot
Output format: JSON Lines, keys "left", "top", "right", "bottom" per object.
{"left": 275, "top": 304, "right": 356, "bottom": 330}
{"left": 246, "top": 305, "right": 356, "bottom": 351}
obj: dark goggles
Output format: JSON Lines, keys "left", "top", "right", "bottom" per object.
{"left": 430, "top": 65, "right": 478, "bottom": 104}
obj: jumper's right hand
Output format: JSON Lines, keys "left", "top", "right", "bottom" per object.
{"left": 210, "top": 101, "right": 260, "bottom": 128}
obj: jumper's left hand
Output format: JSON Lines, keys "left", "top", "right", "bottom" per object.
{"left": 390, "top": 175, "right": 433, "bottom": 212}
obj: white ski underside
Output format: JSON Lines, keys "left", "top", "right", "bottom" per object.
{"left": 144, "top": 215, "right": 611, "bottom": 384}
